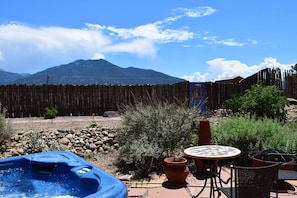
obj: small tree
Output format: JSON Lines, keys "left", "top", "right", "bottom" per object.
{"left": 222, "top": 93, "right": 243, "bottom": 112}
{"left": 240, "top": 84, "right": 288, "bottom": 119}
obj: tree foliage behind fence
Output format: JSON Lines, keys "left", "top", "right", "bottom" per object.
{"left": 204, "top": 68, "right": 284, "bottom": 111}
{"left": 0, "top": 67, "right": 296, "bottom": 118}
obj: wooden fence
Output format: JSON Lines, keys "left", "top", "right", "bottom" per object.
{"left": 0, "top": 82, "right": 190, "bottom": 117}
{"left": 203, "top": 68, "right": 284, "bottom": 111}
{"left": 284, "top": 70, "right": 297, "bottom": 99}
{"left": 0, "top": 68, "right": 296, "bottom": 118}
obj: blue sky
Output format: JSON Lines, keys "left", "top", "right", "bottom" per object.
{"left": 0, "top": 0, "right": 296, "bottom": 82}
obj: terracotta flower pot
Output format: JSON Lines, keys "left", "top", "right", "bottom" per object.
{"left": 249, "top": 150, "right": 294, "bottom": 170}
{"left": 163, "top": 157, "right": 189, "bottom": 184}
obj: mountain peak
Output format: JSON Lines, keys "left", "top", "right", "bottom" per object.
{"left": 11, "top": 59, "right": 185, "bottom": 85}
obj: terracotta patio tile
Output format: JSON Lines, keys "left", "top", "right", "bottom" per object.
{"left": 128, "top": 188, "right": 147, "bottom": 197}
{"left": 146, "top": 187, "right": 190, "bottom": 198}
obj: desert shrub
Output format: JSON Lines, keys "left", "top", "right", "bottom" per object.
{"left": 89, "top": 121, "right": 100, "bottom": 128}
{"left": 222, "top": 93, "right": 243, "bottom": 112}
{"left": 212, "top": 116, "right": 297, "bottom": 164}
{"left": 117, "top": 100, "right": 201, "bottom": 178}
{"left": 0, "top": 105, "right": 13, "bottom": 151}
{"left": 44, "top": 107, "right": 58, "bottom": 119}
{"left": 240, "top": 84, "right": 288, "bottom": 119}
{"left": 28, "top": 131, "right": 61, "bottom": 153}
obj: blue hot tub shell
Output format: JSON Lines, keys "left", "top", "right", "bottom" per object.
{"left": 0, "top": 151, "right": 128, "bottom": 198}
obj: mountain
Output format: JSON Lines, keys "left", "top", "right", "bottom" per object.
{"left": 0, "top": 69, "right": 30, "bottom": 85}
{"left": 13, "top": 59, "right": 186, "bottom": 85}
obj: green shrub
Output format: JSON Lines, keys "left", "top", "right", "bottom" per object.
{"left": 28, "top": 131, "right": 61, "bottom": 153}
{"left": 117, "top": 100, "right": 201, "bottom": 178}
{"left": 222, "top": 93, "right": 243, "bottom": 112}
{"left": 89, "top": 121, "right": 100, "bottom": 128}
{"left": 44, "top": 107, "right": 58, "bottom": 119}
{"left": 212, "top": 116, "right": 297, "bottom": 164}
{"left": 240, "top": 84, "right": 288, "bottom": 119}
{"left": 0, "top": 105, "right": 13, "bottom": 151}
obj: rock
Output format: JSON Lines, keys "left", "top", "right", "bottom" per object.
{"left": 102, "top": 131, "right": 109, "bottom": 136}
{"left": 103, "top": 111, "right": 120, "bottom": 117}
{"left": 288, "top": 98, "right": 297, "bottom": 105}
{"left": 11, "top": 148, "right": 19, "bottom": 156}
{"left": 94, "top": 141, "right": 103, "bottom": 146}
{"left": 66, "top": 134, "right": 73, "bottom": 139}
{"left": 17, "top": 148, "right": 24, "bottom": 155}
{"left": 59, "top": 137, "right": 70, "bottom": 145}
{"left": 57, "top": 129, "right": 67, "bottom": 133}
{"left": 113, "top": 143, "right": 120, "bottom": 149}
{"left": 13, "top": 135, "right": 20, "bottom": 141}
{"left": 108, "top": 133, "right": 115, "bottom": 138}
{"left": 88, "top": 143, "right": 97, "bottom": 151}
{"left": 119, "top": 174, "right": 133, "bottom": 181}
{"left": 3, "top": 122, "right": 121, "bottom": 159}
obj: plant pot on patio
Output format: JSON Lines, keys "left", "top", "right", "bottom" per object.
{"left": 249, "top": 149, "right": 296, "bottom": 192}
{"left": 163, "top": 157, "right": 189, "bottom": 184}
{"left": 248, "top": 149, "right": 294, "bottom": 170}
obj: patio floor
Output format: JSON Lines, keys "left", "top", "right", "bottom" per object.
{"left": 125, "top": 167, "right": 297, "bottom": 198}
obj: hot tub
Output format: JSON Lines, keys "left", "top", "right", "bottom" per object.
{"left": 0, "top": 151, "right": 127, "bottom": 198}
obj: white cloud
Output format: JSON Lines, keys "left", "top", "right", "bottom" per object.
{"left": 0, "top": 5, "right": 268, "bottom": 77}
{"left": 0, "top": 7, "right": 202, "bottom": 73}
{"left": 214, "top": 39, "right": 244, "bottom": 47}
{"left": 91, "top": 23, "right": 194, "bottom": 43}
{"left": 259, "top": 57, "right": 291, "bottom": 71}
{"left": 0, "top": 51, "right": 4, "bottom": 61}
{"left": 182, "top": 72, "right": 209, "bottom": 82}
{"left": 203, "top": 36, "right": 247, "bottom": 47}
{"left": 91, "top": 53, "right": 105, "bottom": 60}
{"left": 172, "top": 7, "right": 217, "bottom": 18}
{"left": 206, "top": 58, "right": 259, "bottom": 80}
{"left": 183, "top": 57, "right": 293, "bottom": 82}
{"left": 0, "top": 23, "right": 110, "bottom": 72}
{"left": 103, "top": 38, "right": 157, "bottom": 57}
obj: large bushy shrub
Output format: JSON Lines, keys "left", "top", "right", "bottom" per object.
{"left": 223, "top": 84, "right": 288, "bottom": 120}
{"left": 212, "top": 116, "right": 297, "bottom": 164}
{"left": 240, "top": 84, "right": 288, "bottom": 119}
{"left": 117, "top": 101, "right": 201, "bottom": 178}
{"left": 222, "top": 93, "right": 243, "bottom": 112}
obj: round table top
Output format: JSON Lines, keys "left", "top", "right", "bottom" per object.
{"left": 184, "top": 145, "right": 241, "bottom": 160}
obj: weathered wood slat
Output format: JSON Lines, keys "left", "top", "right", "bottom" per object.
{"left": 0, "top": 68, "right": 295, "bottom": 118}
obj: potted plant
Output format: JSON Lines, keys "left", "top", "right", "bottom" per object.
{"left": 249, "top": 149, "right": 296, "bottom": 192}
{"left": 162, "top": 136, "right": 191, "bottom": 184}
{"left": 161, "top": 118, "right": 197, "bottom": 184}
{"left": 248, "top": 149, "right": 295, "bottom": 170}
{"left": 163, "top": 157, "right": 189, "bottom": 184}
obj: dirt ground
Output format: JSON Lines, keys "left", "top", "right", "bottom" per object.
{"left": 8, "top": 116, "right": 123, "bottom": 176}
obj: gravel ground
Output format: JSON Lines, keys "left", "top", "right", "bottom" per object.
{"left": 8, "top": 116, "right": 122, "bottom": 176}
